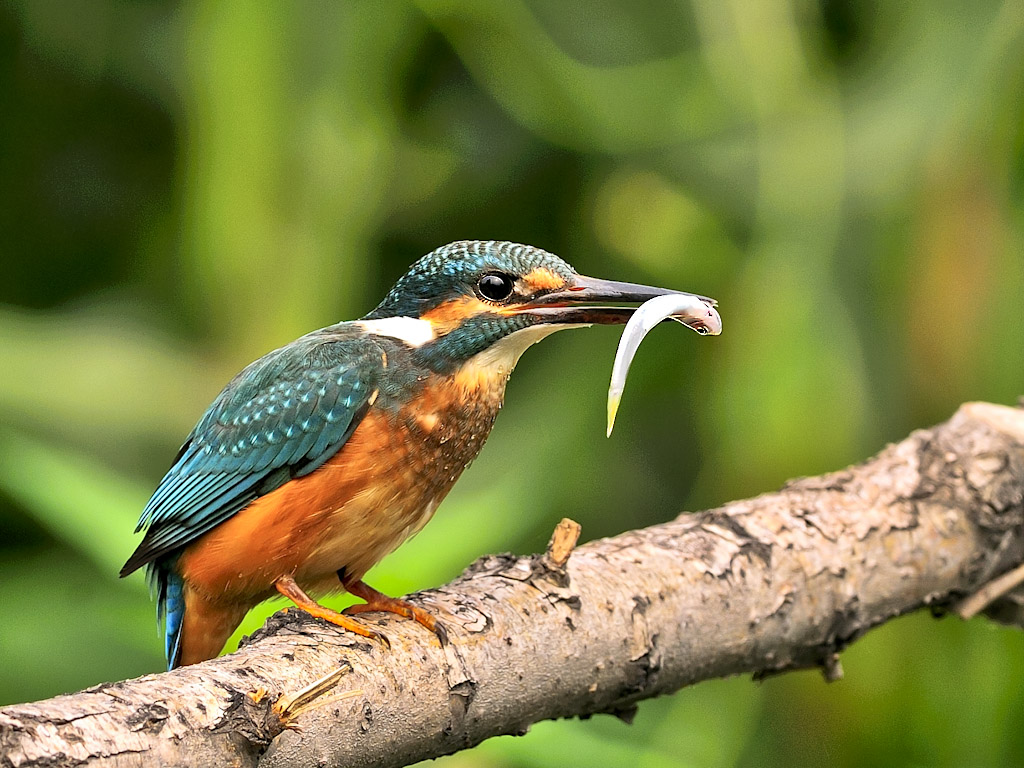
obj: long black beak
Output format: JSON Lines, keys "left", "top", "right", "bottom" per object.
{"left": 519, "top": 275, "right": 721, "bottom": 334}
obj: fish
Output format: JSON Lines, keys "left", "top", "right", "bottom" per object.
{"left": 606, "top": 293, "right": 722, "bottom": 437}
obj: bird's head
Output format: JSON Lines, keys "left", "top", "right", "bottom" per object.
{"left": 362, "top": 240, "right": 719, "bottom": 375}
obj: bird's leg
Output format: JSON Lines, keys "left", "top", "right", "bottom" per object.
{"left": 274, "top": 574, "right": 388, "bottom": 646}
{"left": 340, "top": 573, "right": 447, "bottom": 643}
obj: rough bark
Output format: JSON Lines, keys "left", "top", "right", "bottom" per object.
{"left": 2, "top": 401, "right": 1024, "bottom": 768}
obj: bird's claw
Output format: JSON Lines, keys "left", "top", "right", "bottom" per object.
{"left": 343, "top": 594, "right": 447, "bottom": 646}
{"left": 370, "top": 628, "right": 391, "bottom": 650}
{"left": 432, "top": 619, "right": 449, "bottom": 647}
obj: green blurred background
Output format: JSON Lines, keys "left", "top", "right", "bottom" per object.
{"left": 1, "top": 1, "right": 1023, "bottom": 765}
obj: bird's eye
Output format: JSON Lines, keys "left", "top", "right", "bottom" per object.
{"left": 477, "top": 272, "right": 515, "bottom": 302}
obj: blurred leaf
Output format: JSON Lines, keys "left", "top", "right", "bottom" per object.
{"left": 0, "top": 308, "right": 212, "bottom": 443}
{"left": 182, "top": 2, "right": 421, "bottom": 360}
{"left": 592, "top": 167, "right": 741, "bottom": 287}
{"left": 701, "top": 258, "right": 869, "bottom": 498}
{"left": 0, "top": 429, "right": 149, "bottom": 580}
{"left": 417, "top": 0, "right": 742, "bottom": 151}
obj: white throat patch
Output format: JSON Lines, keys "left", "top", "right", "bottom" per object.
{"left": 357, "top": 317, "right": 436, "bottom": 348}
{"left": 467, "top": 323, "right": 587, "bottom": 375}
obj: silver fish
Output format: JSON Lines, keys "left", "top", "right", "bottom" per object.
{"left": 607, "top": 293, "right": 722, "bottom": 436}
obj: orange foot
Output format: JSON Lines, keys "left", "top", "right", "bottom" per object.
{"left": 275, "top": 574, "right": 389, "bottom": 648}
{"left": 342, "top": 577, "right": 448, "bottom": 645}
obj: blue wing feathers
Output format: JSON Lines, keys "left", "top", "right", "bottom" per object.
{"left": 121, "top": 332, "right": 382, "bottom": 578}
{"left": 278, "top": 428, "right": 319, "bottom": 468}
{"left": 293, "top": 398, "right": 372, "bottom": 478}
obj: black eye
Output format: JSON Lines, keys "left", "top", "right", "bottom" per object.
{"left": 477, "top": 272, "right": 515, "bottom": 302}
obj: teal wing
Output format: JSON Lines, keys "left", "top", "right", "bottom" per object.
{"left": 120, "top": 331, "right": 382, "bottom": 576}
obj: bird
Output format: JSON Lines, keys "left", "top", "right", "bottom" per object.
{"left": 120, "top": 240, "right": 719, "bottom": 669}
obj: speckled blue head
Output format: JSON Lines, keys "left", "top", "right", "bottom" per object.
{"left": 359, "top": 240, "right": 716, "bottom": 374}
{"left": 364, "top": 241, "right": 577, "bottom": 320}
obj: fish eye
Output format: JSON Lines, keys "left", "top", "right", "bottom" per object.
{"left": 477, "top": 272, "right": 516, "bottom": 302}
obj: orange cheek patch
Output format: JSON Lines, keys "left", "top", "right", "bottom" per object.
{"left": 523, "top": 267, "right": 566, "bottom": 292}
{"left": 422, "top": 296, "right": 492, "bottom": 335}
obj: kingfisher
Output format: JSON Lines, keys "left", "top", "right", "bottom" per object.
{"left": 121, "top": 241, "right": 720, "bottom": 669}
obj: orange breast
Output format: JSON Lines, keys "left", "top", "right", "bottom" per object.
{"left": 177, "top": 373, "right": 505, "bottom": 604}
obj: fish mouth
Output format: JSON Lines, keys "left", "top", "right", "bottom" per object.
{"left": 517, "top": 275, "right": 721, "bottom": 335}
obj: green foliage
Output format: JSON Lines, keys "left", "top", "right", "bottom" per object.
{"left": 1, "top": 1, "right": 1022, "bottom": 765}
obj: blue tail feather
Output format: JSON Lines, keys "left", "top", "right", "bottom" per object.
{"left": 148, "top": 562, "right": 185, "bottom": 670}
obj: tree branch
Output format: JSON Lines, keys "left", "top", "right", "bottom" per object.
{"left": 3, "top": 401, "right": 1024, "bottom": 768}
